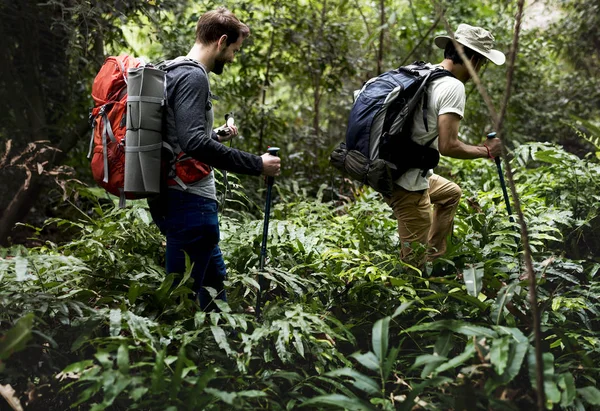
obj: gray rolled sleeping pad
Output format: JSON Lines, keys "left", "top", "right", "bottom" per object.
{"left": 124, "top": 66, "right": 166, "bottom": 195}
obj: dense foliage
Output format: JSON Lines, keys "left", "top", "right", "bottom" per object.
{"left": 1, "top": 143, "right": 599, "bottom": 409}
{"left": 2, "top": 0, "right": 600, "bottom": 410}
{"left": 2, "top": 0, "right": 600, "bottom": 243}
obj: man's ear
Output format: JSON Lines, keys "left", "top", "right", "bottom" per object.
{"left": 217, "top": 35, "right": 228, "bottom": 51}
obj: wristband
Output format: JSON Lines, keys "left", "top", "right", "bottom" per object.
{"left": 483, "top": 143, "right": 493, "bottom": 159}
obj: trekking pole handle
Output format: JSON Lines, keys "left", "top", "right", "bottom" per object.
{"left": 266, "top": 147, "right": 280, "bottom": 185}
{"left": 487, "top": 132, "right": 515, "bottom": 222}
{"left": 486, "top": 132, "right": 501, "bottom": 166}
{"left": 225, "top": 112, "right": 235, "bottom": 128}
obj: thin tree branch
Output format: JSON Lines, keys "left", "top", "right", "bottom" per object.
{"left": 407, "top": 0, "right": 423, "bottom": 32}
{"left": 377, "top": 0, "right": 385, "bottom": 75}
{"left": 495, "top": 1, "right": 546, "bottom": 409}
{"left": 430, "top": 1, "right": 499, "bottom": 124}
{"left": 430, "top": 1, "right": 545, "bottom": 408}
{"left": 400, "top": 13, "right": 441, "bottom": 67}
{"left": 352, "top": 0, "right": 371, "bottom": 37}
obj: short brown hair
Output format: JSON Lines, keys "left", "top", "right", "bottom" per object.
{"left": 195, "top": 7, "right": 250, "bottom": 46}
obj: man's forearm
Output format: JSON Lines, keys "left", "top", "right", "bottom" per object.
{"left": 185, "top": 136, "right": 263, "bottom": 175}
{"left": 440, "top": 139, "right": 488, "bottom": 159}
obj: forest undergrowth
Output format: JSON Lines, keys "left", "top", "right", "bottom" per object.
{"left": 1, "top": 142, "right": 600, "bottom": 410}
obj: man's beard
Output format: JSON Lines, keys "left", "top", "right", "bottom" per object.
{"left": 213, "top": 58, "right": 226, "bottom": 75}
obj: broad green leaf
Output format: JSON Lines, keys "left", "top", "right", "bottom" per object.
{"left": 236, "top": 390, "right": 268, "bottom": 399}
{"left": 195, "top": 367, "right": 216, "bottom": 394}
{"left": 214, "top": 299, "right": 232, "bottom": 313}
{"left": 391, "top": 302, "right": 413, "bottom": 318}
{"left": 413, "top": 354, "right": 448, "bottom": 368}
{"left": 124, "top": 312, "right": 156, "bottom": 344}
{"left": 351, "top": 351, "right": 379, "bottom": 372}
{"left": 434, "top": 343, "right": 476, "bottom": 375}
{"left": 300, "top": 394, "right": 377, "bottom": 410}
{"left": 292, "top": 329, "right": 305, "bottom": 358}
{"left": 0, "top": 313, "right": 34, "bottom": 360}
{"left": 275, "top": 321, "right": 291, "bottom": 363}
{"left": 383, "top": 344, "right": 401, "bottom": 381}
{"left": 405, "top": 320, "right": 498, "bottom": 339}
{"left": 170, "top": 345, "right": 186, "bottom": 399}
{"left": 447, "top": 292, "right": 488, "bottom": 310}
{"left": 94, "top": 351, "right": 112, "bottom": 368}
{"left": 129, "top": 387, "right": 148, "bottom": 402}
{"left": 558, "top": 372, "right": 576, "bottom": 407}
{"left": 577, "top": 386, "right": 600, "bottom": 405}
{"left": 155, "top": 273, "right": 175, "bottom": 302}
{"left": 210, "top": 326, "right": 233, "bottom": 356}
{"left": 399, "top": 377, "right": 453, "bottom": 411}
{"left": 60, "top": 360, "right": 94, "bottom": 375}
{"left": 136, "top": 208, "right": 151, "bottom": 225}
{"left": 434, "top": 332, "right": 454, "bottom": 357}
{"left": 588, "top": 263, "right": 600, "bottom": 279}
{"left": 463, "top": 264, "right": 484, "bottom": 297}
{"left": 372, "top": 316, "right": 390, "bottom": 362}
{"left": 14, "top": 257, "right": 33, "bottom": 281}
{"left": 490, "top": 327, "right": 528, "bottom": 386}
{"left": 194, "top": 311, "right": 206, "bottom": 328}
{"left": 490, "top": 336, "right": 510, "bottom": 375}
{"left": 109, "top": 309, "right": 122, "bottom": 337}
{"left": 205, "top": 388, "right": 236, "bottom": 405}
{"left": 491, "top": 282, "right": 518, "bottom": 325}
{"left": 414, "top": 354, "right": 447, "bottom": 378}
{"left": 117, "top": 344, "right": 129, "bottom": 374}
{"left": 103, "top": 371, "right": 130, "bottom": 406}
{"left": 326, "top": 368, "right": 380, "bottom": 395}
{"left": 528, "top": 351, "right": 561, "bottom": 408}
{"left": 151, "top": 348, "right": 166, "bottom": 392}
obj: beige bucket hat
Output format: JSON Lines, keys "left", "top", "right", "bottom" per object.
{"left": 434, "top": 23, "right": 506, "bottom": 66}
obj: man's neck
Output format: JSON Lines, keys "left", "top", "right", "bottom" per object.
{"left": 439, "top": 58, "right": 470, "bottom": 83}
{"left": 187, "top": 43, "right": 214, "bottom": 73}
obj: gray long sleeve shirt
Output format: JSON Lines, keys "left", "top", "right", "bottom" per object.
{"left": 164, "top": 58, "right": 263, "bottom": 200}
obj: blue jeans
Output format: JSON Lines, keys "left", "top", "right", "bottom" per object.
{"left": 149, "top": 190, "right": 227, "bottom": 311}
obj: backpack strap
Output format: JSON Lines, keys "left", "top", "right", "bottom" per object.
{"left": 399, "top": 63, "right": 455, "bottom": 133}
{"left": 421, "top": 68, "right": 454, "bottom": 133}
{"left": 159, "top": 57, "right": 213, "bottom": 190}
{"left": 158, "top": 57, "right": 207, "bottom": 74}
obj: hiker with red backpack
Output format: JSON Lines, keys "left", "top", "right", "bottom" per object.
{"left": 332, "top": 24, "right": 504, "bottom": 264}
{"left": 146, "top": 7, "right": 281, "bottom": 311}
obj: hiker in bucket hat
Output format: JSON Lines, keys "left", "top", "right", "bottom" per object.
{"left": 385, "top": 23, "right": 505, "bottom": 266}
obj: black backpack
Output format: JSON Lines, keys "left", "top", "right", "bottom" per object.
{"left": 330, "top": 61, "right": 454, "bottom": 197}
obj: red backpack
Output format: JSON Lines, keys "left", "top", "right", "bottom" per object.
{"left": 88, "top": 54, "right": 212, "bottom": 206}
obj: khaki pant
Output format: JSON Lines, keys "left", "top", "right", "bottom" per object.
{"left": 386, "top": 174, "right": 462, "bottom": 262}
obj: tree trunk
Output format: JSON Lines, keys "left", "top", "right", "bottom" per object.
{"left": 0, "top": 0, "right": 105, "bottom": 246}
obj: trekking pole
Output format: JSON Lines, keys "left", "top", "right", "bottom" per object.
{"left": 218, "top": 113, "right": 235, "bottom": 212}
{"left": 487, "top": 132, "right": 514, "bottom": 223}
{"left": 256, "top": 146, "right": 280, "bottom": 319}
